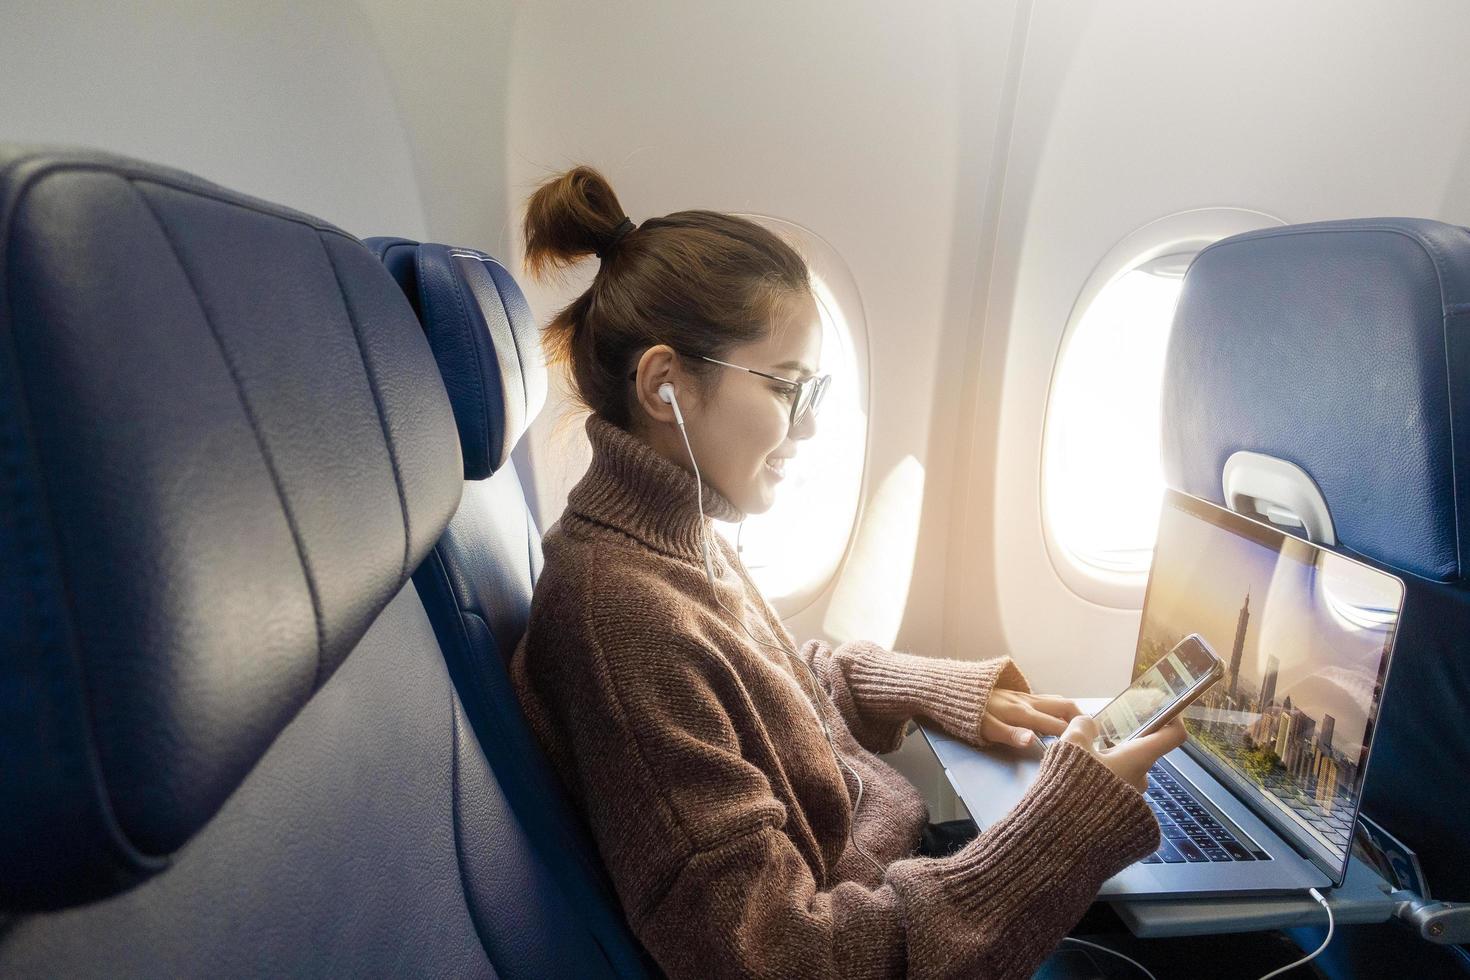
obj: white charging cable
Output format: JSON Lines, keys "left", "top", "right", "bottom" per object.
{"left": 1256, "top": 887, "right": 1334, "bottom": 980}
{"left": 666, "top": 387, "right": 885, "bottom": 876}
{"left": 1056, "top": 887, "right": 1332, "bottom": 980}
{"left": 1060, "top": 937, "right": 1157, "bottom": 980}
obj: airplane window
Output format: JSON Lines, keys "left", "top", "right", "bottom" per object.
{"left": 714, "top": 217, "right": 868, "bottom": 615}
{"left": 1041, "top": 209, "right": 1284, "bottom": 608}
{"left": 1043, "top": 253, "right": 1187, "bottom": 578}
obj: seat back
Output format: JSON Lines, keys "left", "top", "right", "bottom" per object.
{"left": 1162, "top": 217, "right": 1470, "bottom": 903}
{"left": 368, "top": 237, "right": 654, "bottom": 977}
{"left": 0, "top": 146, "right": 612, "bottom": 978}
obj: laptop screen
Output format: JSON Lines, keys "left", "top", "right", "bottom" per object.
{"left": 1133, "top": 490, "right": 1405, "bottom": 878}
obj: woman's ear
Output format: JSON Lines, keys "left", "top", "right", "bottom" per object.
{"left": 632, "top": 344, "right": 682, "bottom": 425}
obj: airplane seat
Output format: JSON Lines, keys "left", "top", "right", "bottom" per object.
{"left": 1162, "top": 217, "right": 1470, "bottom": 974}
{"left": 365, "top": 236, "right": 655, "bottom": 978}
{"left": 0, "top": 145, "right": 618, "bottom": 978}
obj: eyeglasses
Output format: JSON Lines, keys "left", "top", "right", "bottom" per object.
{"left": 628, "top": 353, "right": 831, "bottom": 430}
{"left": 700, "top": 356, "right": 830, "bottom": 430}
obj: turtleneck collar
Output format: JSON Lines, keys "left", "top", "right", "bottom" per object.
{"left": 567, "top": 414, "right": 745, "bottom": 559}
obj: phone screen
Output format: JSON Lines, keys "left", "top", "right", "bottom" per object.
{"left": 1094, "top": 634, "right": 1220, "bottom": 748}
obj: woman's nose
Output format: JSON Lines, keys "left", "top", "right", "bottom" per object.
{"left": 791, "top": 407, "right": 818, "bottom": 441}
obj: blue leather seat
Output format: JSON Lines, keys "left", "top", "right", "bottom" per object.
{"left": 1163, "top": 217, "right": 1470, "bottom": 974}
{"left": 366, "top": 236, "right": 655, "bottom": 978}
{"left": 0, "top": 146, "right": 619, "bottom": 978}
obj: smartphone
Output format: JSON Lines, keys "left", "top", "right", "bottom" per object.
{"left": 1092, "top": 633, "right": 1223, "bottom": 750}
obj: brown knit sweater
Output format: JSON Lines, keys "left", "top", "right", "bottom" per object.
{"left": 510, "top": 416, "right": 1159, "bottom": 980}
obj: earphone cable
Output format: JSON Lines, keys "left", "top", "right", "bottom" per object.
{"left": 671, "top": 412, "right": 885, "bottom": 876}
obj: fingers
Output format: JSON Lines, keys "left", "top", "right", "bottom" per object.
{"left": 1058, "top": 714, "right": 1100, "bottom": 751}
{"left": 980, "top": 692, "right": 1090, "bottom": 745}
{"left": 1019, "top": 704, "right": 1070, "bottom": 737}
{"left": 980, "top": 714, "right": 1038, "bottom": 748}
{"left": 1005, "top": 726, "right": 1036, "bottom": 747}
{"left": 1030, "top": 695, "right": 1083, "bottom": 722}
{"left": 986, "top": 704, "right": 1082, "bottom": 742}
{"left": 1108, "top": 719, "right": 1188, "bottom": 774}
{"left": 1134, "top": 717, "right": 1189, "bottom": 755}
{"left": 1056, "top": 716, "right": 1186, "bottom": 793}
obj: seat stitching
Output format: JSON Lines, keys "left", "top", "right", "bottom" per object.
{"left": 475, "top": 259, "right": 526, "bottom": 457}
{"left": 425, "top": 543, "right": 620, "bottom": 893}
{"left": 457, "top": 608, "right": 619, "bottom": 897}
{"left": 448, "top": 686, "right": 500, "bottom": 965}
{"left": 132, "top": 180, "right": 327, "bottom": 688}
{"left": 316, "top": 231, "right": 411, "bottom": 585}
{"left": 447, "top": 256, "right": 498, "bottom": 471}
{"left": 0, "top": 172, "right": 163, "bottom": 872}
{"left": 423, "top": 546, "right": 492, "bottom": 708}
{"left": 1, "top": 155, "right": 364, "bottom": 248}
{"left": 484, "top": 256, "right": 537, "bottom": 419}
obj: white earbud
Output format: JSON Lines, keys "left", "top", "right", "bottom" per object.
{"left": 658, "top": 382, "right": 685, "bottom": 424}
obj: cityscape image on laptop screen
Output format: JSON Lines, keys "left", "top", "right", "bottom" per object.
{"left": 1133, "top": 492, "right": 1405, "bottom": 869}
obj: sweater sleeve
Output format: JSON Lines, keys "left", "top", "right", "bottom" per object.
{"left": 640, "top": 739, "right": 1159, "bottom": 980}
{"left": 522, "top": 616, "right": 1159, "bottom": 980}
{"left": 801, "top": 639, "right": 1031, "bottom": 755}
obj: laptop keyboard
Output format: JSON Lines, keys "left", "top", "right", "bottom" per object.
{"left": 1142, "top": 765, "right": 1271, "bottom": 864}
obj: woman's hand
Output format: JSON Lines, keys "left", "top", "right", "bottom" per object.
{"left": 1057, "top": 714, "right": 1189, "bottom": 792}
{"left": 979, "top": 690, "right": 1084, "bottom": 747}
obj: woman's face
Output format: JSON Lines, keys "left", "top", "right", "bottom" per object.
{"left": 687, "top": 292, "right": 822, "bottom": 516}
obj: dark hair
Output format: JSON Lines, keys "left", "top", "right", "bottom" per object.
{"left": 523, "top": 165, "right": 811, "bottom": 427}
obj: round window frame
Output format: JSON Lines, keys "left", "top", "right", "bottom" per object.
{"left": 722, "top": 213, "right": 872, "bottom": 617}
{"left": 1040, "top": 207, "right": 1286, "bottom": 609}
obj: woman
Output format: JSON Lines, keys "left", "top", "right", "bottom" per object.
{"left": 509, "top": 166, "right": 1186, "bottom": 980}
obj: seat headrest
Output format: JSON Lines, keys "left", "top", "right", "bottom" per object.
{"left": 366, "top": 238, "right": 546, "bottom": 480}
{"left": 1162, "top": 217, "right": 1470, "bottom": 582}
{"left": 0, "top": 146, "right": 463, "bottom": 909}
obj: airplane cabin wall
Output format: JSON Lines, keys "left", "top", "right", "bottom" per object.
{"left": 0, "top": 2, "right": 521, "bottom": 260}
{"left": 8, "top": 0, "right": 1470, "bottom": 709}
{"left": 0, "top": 1, "right": 431, "bottom": 243}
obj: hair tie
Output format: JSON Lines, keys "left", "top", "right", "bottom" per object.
{"left": 595, "top": 217, "right": 636, "bottom": 259}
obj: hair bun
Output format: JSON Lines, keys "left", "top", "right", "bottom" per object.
{"left": 523, "top": 166, "right": 629, "bottom": 275}
{"left": 524, "top": 172, "right": 812, "bottom": 429}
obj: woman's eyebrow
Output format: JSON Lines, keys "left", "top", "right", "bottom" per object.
{"left": 773, "top": 360, "right": 815, "bottom": 378}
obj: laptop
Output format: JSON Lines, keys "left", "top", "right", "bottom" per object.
{"left": 937, "top": 489, "right": 1406, "bottom": 899}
